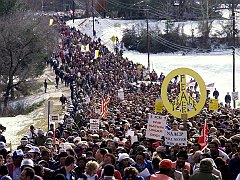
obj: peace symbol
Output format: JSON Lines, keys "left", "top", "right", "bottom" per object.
{"left": 161, "top": 68, "right": 206, "bottom": 119}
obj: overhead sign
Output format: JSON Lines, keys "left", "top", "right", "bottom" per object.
{"left": 49, "top": 114, "right": 60, "bottom": 122}
{"left": 146, "top": 114, "right": 166, "bottom": 140}
{"left": 90, "top": 119, "right": 100, "bottom": 131}
{"left": 164, "top": 130, "right": 187, "bottom": 146}
{"left": 161, "top": 68, "right": 206, "bottom": 119}
{"left": 209, "top": 98, "right": 218, "bottom": 111}
{"left": 232, "top": 92, "right": 239, "bottom": 100}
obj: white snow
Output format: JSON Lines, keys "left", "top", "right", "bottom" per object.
{"left": 1, "top": 17, "right": 240, "bottom": 148}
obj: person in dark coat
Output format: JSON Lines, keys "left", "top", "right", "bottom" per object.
{"left": 53, "top": 155, "right": 76, "bottom": 180}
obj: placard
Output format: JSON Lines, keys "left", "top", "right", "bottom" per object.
{"left": 118, "top": 89, "right": 124, "bottom": 100}
{"left": 164, "top": 130, "right": 187, "bottom": 146}
{"left": 232, "top": 92, "right": 239, "bottom": 100}
{"left": 209, "top": 98, "right": 218, "bottom": 111}
{"left": 49, "top": 114, "right": 60, "bottom": 122}
{"left": 145, "top": 114, "right": 166, "bottom": 140}
{"left": 155, "top": 98, "right": 164, "bottom": 113}
{"left": 90, "top": 119, "right": 100, "bottom": 131}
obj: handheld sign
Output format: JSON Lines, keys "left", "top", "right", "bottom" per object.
{"left": 161, "top": 68, "right": 206, "bottom": 119}
{"left": 164, "top": 130, "right": 187, "bottom": 146}
{"left": 209, "top": 98, "right": 218, "bottom": 111}
{"left": 146, "top": 114, "right": 166, "bottom": 140}
{"left": 90, "top": 119, "right": 100, "bottom": 131}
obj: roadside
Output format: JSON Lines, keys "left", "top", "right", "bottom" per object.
{"left": 0, "top": 66, "right": 71, "bottom": 150}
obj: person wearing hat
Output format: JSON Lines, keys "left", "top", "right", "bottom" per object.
{"left": 17, "top": 137, "right": 28, "bottom": 152}
{"left": 51, "top": 151, "right": 68, "bottom": 170}
{"left": 28, "top": 146, "right": 41, "bottom": 163}
{"left": 53, "top": 155, "right": 77, "bottom": 180}
{"left": 6, "top": 149, "right": 24, "bottom": 179}
{"left": 189, "top": 159, "right": 219, "bottom": 180}
{"left": 115, "top": 153, "right": 132, "bottom": 176}
{"left": 150, "top": 159, "right": 174, "bottom": 180}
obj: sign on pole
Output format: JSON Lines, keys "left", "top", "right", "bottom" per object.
{"left": 164, "top": 130, "right": 187, "bottom": 146}
{"left": 90, "top": 119, "right": 100, "bottom": 131}
{"left": 232, "top": 92, "right": 239, "bottom": 100}
{"left": 146, "top": 114, "right": 166, "bottom": 140}
{"left": 49, "top": 114, "right": 60, "bottom": 123}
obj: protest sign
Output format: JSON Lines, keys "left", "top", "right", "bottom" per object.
{"left": 146, "top": 114, "right": 166, "bottom": 140}
{"left": 49, "top": 114, "right": 60, "bottom": 123}
{"left": 232, "top": 92, "right": 239, "bottom": 100}
{"left": 118, "top": 89, "right": 124, "bottom": 100}
{"left": 155, "top": 98, "right": 163, "bottom": 113}
{"left": 209, "top": 98, "right": 218, "bottom": 111}
{"left": 164, "top": 130, "right": 187, "bottom": 146}
{"left": 90, "top": 119, "right": 100, "bottom": 131}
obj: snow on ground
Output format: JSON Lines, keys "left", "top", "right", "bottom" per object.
{"left": 1, "top": 17, "right": 240, "bottom": 149}
{"left": 67, "top": 18, "right": 240, "bottom": 105}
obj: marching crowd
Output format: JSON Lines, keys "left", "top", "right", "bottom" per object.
{"left": 0, "top": 16, "right": 240, "bottom": 180}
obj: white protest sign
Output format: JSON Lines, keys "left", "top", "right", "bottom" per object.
{"left": 126, "top": 130, "right": 135, "bottom": 137}
{"left": 164, "top": 130, "right": 187, "bottom": 146}
{"left": 146, "top": 114, "right": 166, "bottom": 140}
{"left": 90, "top": 119, "right": 100, "bottom": 131}
{"left": 95, "top": 108, "right": 100, "bottom": 114}
{"left": 232, "top": 92, "right": 239, "bottom": 100}
{"left": 118, "top": 89, "right": 124, "bottom": 100}
{"left": 49, "top": 114, "right": 60, "bottom": 123}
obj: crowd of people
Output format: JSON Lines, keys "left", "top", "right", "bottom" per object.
{"left": 0, "top": 16, "right": 240, "bottom": 180}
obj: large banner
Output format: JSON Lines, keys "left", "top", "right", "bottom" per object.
{"left": 164, "top": 130, "right": 187, "bottom": 146}
{"left": 146, "top": 114, "right": 166, "bottom": 140}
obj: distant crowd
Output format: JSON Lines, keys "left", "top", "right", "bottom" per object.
{"left": 0, "top": 15, "right": 239, "bottom": 180}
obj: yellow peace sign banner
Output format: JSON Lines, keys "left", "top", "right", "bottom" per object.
{"left": 161, "top": 68, "right": 206, "bottom": 119}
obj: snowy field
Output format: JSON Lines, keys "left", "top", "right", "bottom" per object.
{"left": 67, "top": 18, "right": 240, "bottom": 105}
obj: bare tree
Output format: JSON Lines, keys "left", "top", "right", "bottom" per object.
{"left": 0, "top": 13, "right": 58, "bottom": 107}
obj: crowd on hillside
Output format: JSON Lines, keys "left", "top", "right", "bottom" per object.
{"left": 0, "top": 16, "right": 239, "bottom": 180}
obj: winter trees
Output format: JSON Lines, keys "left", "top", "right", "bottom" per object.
{"left": 0, "top": 13, "right": 58, "bottom": 107}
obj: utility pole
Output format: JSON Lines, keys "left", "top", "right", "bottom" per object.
{"left": 92, "top": 0, "right": 95, "bottom": 37}
{"left": 146, "top": 4, "right": 150, "bottom": 70}
{"left": 232, "top": 0, "right": 236, "bottom": 108}
{"left": 72, "top": 0, "right": 75, "bottom": 23}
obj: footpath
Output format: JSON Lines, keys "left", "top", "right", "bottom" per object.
{"left": 0, "top": 66, "right": 70, "bottom": 150}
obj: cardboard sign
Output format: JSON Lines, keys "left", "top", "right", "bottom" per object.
{"left": 90, "top": 119, "right": 100, "bottom": 131}
{"left": 164, "top": 130, "right": 187, "bottom": 146}
{"left": 209, "top": 98, "right": 218, "bottom": 111}
{"left": 118, "top": 89, "right": 124, "bottom": 100}
{"left": 49, "top": 114, "right": 60, "bottom": 122}
{"left": 155, "top": 98, "right": 164, "bottom": 113}
{"left": 232, "top": 92, "right": 239, "bottom": 100}
{"left": 146, "top": 114, "right": 166, "bottom": 140}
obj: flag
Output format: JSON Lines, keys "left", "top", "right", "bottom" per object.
{"left": 198, "top": 120, "right": 208, "bottom": 149}
{"left": 206, "top": 83, "right": 215, "bottom": 91}
{"left": 100, "top": 95, "right": 110, "bottom": 119}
